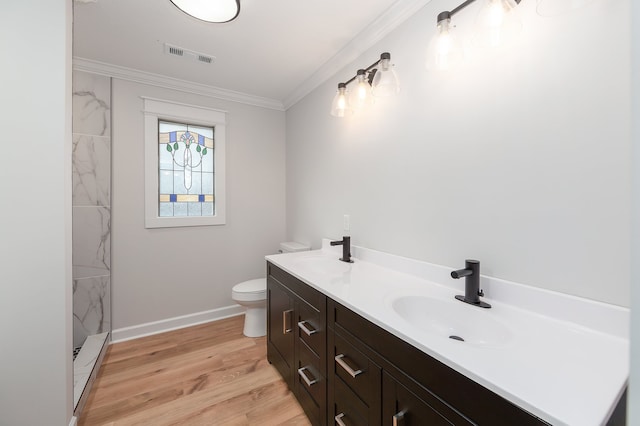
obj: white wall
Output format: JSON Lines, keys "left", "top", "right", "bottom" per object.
{"left": 629, "top": 0, "right": 639, "bottom": 420}
{"left": 0, "top": 1, "right": 73, "bottom": 425}
{"left": 111, "top": 79, "right": 286, "bottom": 329}
{"left": 286, "top": 0, "right": 631, "bottom": 307}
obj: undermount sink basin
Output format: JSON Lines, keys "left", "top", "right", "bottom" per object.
{"left": 293, "top": 255, "right": 352, "bottom": 275}
{"left": 391, "top": 296, "right": 513, "bottom": 347}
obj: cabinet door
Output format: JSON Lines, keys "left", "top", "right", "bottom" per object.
{"left": 267, "top": 278, "right": 295, "bottom": 387}
{"left": 382, "top": 373, "right": 456, "bottom": 426}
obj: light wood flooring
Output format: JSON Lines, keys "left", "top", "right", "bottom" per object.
{"left": 78, "top": 316, "right": 311, "bottom": 426}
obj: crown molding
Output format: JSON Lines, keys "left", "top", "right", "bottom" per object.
{"left": 73, "top": 57, "right": 285, "bottom": 111}
{"left": 282, "top": 0, "right": 432, "bottom": 110}
{"left": 74, "top": 0, "right": 431, "bottom": 112}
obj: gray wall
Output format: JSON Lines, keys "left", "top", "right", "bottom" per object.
{"left": 286, "top": 0, "right": 631, "bottom": 307}
{"left": 0, "top": 1, "right": 73, "bottom": 425}
{"left": 111, "top": 79, "right": 287, "bottom": 329}
{"left": 630, "top": 0, "right": 639, "bottom": 421}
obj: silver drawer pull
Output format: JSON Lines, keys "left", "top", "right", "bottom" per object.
{"left": 298, "top": 320, "right": 318, "bottom": 336}
{"left": 297, "top": 367, "right": 318, "bottom": 387}
{"left": 335, "top": 354, "right": 363, "bottom": 378}
{"left": 335, "top": 413, "right": 346, "bottom": 426}
{"left": 393, "top": 411, "right": 405, "bottom": 426}
{"left": 282, "top": 309, "right": 293, "bottom": 334}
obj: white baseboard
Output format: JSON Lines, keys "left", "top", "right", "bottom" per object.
{"left": 111, "top": 305, "right": 245, "bottom": 343}
{"left": 69, "top": 416, "right": 78, "bottom": 426}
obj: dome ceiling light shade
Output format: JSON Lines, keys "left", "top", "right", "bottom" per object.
{"left": 170, "top": 0, "right": 240, "bottom": 23}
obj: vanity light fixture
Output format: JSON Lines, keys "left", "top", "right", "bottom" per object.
{"left": 426, "top": 11, "right": 464, "bottom": 71}
{"left": 330, "top": 83, "right": 351, "bottom": 118}
{"left": 370, "top": 52, "right": 400, "bottom": 97}
{"left": 473, "top": 0, "right": 522, "bottom": 48}
{"left": 170, "top": 0, "right": 240, "bottom": 23}
{"left": 427, "top": 0, "right": 523, "bottom": 71}
{"left": 350, "top": 69, "right": 374, "bottom": 110}
{"left": 330, "top": 52, "right": 399, "bottom": 118}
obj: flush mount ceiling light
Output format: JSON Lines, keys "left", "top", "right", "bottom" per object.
{"left": 330, "top": 52, "right": 399, "bottom": 118}
{"left": 170, "top": 0, "right": 240, "bottom": 23}
{"left": 426, "top": 0, "right": 523, "bottom": 71}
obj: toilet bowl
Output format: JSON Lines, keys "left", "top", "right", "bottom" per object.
{"left": 232, "top": 242, "right": 310, "bottom": 337}
{"left": 232, "top": 278, "right": 267, "bottom": 337}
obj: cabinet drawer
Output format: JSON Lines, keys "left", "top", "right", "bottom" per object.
{"left": 296, "top": 342, "right": 327, "bottom": 412}
{"left": 296, "top": 376, "right": 320, "bottom": 426}
{"left": 334, "top": 376, "right": 369, "bottom": 426}
{"left": 298, "top": 300, "right": 323, "bottom": 357}
{"left": 333, "top": 332, "right": 380, "bottom": 408}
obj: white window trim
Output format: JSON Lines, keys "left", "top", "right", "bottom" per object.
{"left": 143, "top": 97, "right": 226, "bottom": 228}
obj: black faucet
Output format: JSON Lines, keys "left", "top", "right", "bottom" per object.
{"left": 451, "top": 259, "right": 491, "bottom": 308}
{"left": 330, "top": 236, "right": 354, "bottom": 263}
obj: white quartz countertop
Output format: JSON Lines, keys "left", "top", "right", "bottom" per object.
{"left": 266, "top": 240, "right": 629, "bottom": 426}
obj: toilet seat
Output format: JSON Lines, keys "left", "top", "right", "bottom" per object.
{"left": 232, "top": 278, "right": 267, "bottom": 302}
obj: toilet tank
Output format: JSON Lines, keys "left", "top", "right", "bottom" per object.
{"left": 279, "top": 241, "right": 310, "bottom": 253}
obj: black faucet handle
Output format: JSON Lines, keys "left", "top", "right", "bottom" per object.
{"left": 330, "top": 236, "right": 353, "bottom": 263}
{"left": 453, "top": 259, "right": 491, "bottom": 309}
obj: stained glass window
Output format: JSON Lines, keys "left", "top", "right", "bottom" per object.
{"left": 158, "top": 121, "right": 214, "bottom": 217}
{"left": 144, "top": 97, "right": 226, "bottom": 228}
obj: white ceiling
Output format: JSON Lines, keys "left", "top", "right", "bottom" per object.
{"left": 73, "top": 0, "right": 429, "bottom": 108}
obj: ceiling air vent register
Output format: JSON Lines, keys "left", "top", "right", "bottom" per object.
{"left": 163, "top": 43, "right": 215, "bottom": 65}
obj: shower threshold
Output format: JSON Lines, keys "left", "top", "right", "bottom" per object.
{"left": 73, "top": 332, "right": 109, "bottom": 416}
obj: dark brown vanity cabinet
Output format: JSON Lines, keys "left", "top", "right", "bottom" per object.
{"left": 329, "top": 299, "right": 549, "bottom": 426}
{"left": 329, "top": 300, "right": 476, "bottom": 426}
{"left": 268, "top": 263, "right": 549, "bottom": 426}
{"left": 267, "top": 263, "right": 327, "bottom": 425}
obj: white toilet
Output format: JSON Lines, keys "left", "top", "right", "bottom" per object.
{"left": 232, "top": 242, "right": 310, "bottom": 337}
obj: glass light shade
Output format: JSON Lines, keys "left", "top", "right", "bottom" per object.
{"left": 426, "top": 18, "right": 463, "bottom": 72}
{"left": 171, "top": 0, "right": 240, "bottom": 23}
{"left": 472, "top": 0, "right": 522, "bottom": 48}
{"left": 330, "top": 86, "right": 351, "bottom": 118}
{"left": 536, "top": 0, "right": 598, "bottom": 16}
{"left": 371, "top": 58, "right": 400, "bottom": 97}
{"left": 350, "top": 74, "right": 374, "bottom": 110}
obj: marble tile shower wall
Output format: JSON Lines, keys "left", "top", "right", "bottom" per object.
{"left": 72, "top": 71, "right": 111, "bottom": 348}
